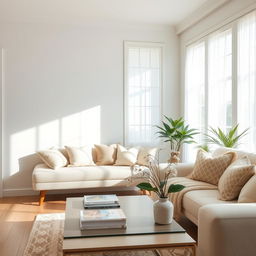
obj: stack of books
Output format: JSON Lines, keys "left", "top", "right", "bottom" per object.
{"left": 83, "top": 194, "right": 120, "bottom": 209}
{"left": 80, "top": 208, "right": 127, "bottom": 230}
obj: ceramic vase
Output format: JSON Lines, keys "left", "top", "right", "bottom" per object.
{"left": 153, "top": 197, "right": 173, "bottom": 224}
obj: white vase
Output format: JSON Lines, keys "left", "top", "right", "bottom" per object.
{"left": 153, "top": 197, "right": 173, "bottom": 224}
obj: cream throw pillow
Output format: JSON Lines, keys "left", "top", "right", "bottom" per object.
{"left": 50, "top": 147, "right": 69, "bottom": 164}
{"left": 115, "top": 145, "right": 139, "bottom": 166}
{"left": 37, "top": 149, "right": 68, "bottom": 169}
{"left": 65, "top": 146, "right": 95, "bottom": 166}
{"left": 137, "top": 147, "right": 158, "bottom": 166}
{"left": 238, "top": 175, "right": 256, "bottom": 203}
{"left": 190, "top": 149, "right": 236, "bottom": 185}
{"left": 218, "top": 156, "right": 255, "bottom": 201}
{"left": 94, "top": 144, "right": 117, "bottom": 165}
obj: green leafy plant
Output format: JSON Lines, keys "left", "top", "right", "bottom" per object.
{"left": 156, "top": 116, "right": 199, "bottom": 151}
{"left": 197, "top": 144, "right": 210, "bottom": 152}
{"left": 131, "top": 154, "right": 185, "bottom": 198}
{"left": 205, "top": 124, "right": 249, "bottom": 148}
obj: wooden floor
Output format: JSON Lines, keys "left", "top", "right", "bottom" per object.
{"left": 0, "top": 191, "right": 197, "bottom": 256}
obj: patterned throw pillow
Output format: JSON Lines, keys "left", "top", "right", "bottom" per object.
{"left": 219, "top": 156, "right": 255, "bottom": 201}
{"left": 190, "top": 149, "right": 236, "bottom": 185}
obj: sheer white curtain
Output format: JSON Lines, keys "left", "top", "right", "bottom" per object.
{"left": 208, "top": 29, "right": 232, "bottom": 132}
{"left": 184, "top": 42, "right": 205, "bottom": 162}
{"left": 237, "top": 11, "right": 256, "bottom": 151}
{"left": 125, "top": 43, "right": 162, "bottom": 146}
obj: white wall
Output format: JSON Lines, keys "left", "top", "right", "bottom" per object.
{"left": 0, "top": 49, "right": 3, "bottom": 197}
{"left": 0, "top": 22, "right": 179, "bottom": 196}
{"left": 180, "top": 0, "right": 256, "bottom": 116}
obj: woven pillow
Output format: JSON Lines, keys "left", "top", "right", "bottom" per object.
{"left": 137, "top": 147, "right": 158, "bottom": 166}
{"left": 94, "top": 144, "right": 117, "bottom": 165}
{"left": 65, "top": 146, "right": 95, "bottom": 166}
{"left": 37, "top": 149, "right": 68, "bottom": 169}
{"left": 218, "top": 156, "right": 255, "bottom": 200}
{"left": 115, "top": 145, "right": 139, "bottom": 166}
{"left": 190, "top": 149, "right": 236, "bottom": 185}
{"left": 238, "top": 175, "right": 256, "bottom": 203}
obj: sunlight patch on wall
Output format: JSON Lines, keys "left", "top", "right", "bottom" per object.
{"left": 61, "top": 106, "right": 101, "bottom": 146}
{"left": 38, "top": 120, "right": 60, "bottom": 149}
{"left": 10, "top": 127, "right": 36, "bottom": 174}
{"left": 9, "top": 106, "right": 101, "bottom": 176}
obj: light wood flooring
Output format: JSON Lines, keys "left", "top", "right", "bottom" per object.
{"left": 0, "top": 191, "right": 197, "bottom": 256}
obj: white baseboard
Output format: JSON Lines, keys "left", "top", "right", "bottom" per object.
{"left": 3, "top": 186, "right": 139, "bottom": 197}
{"left": 3, "top": 188, "right": 38, "bottom": 197}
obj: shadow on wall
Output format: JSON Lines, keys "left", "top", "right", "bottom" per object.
{"left": 4, "top": 106, "right": 101, "bottom": 191}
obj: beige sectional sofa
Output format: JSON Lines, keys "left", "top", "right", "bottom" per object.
{"left": 174, "top": 147, "right": 256, "bottom": 256}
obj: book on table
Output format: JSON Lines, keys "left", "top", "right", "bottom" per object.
{"left": 80, "top": 208, "right": 126, "bottom": 230}
{"left": 83, "top": 194, "right": 120, "bottom": 209}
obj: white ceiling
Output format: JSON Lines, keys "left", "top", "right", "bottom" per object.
{"left": 0, "top": 0, "right": 209, "bottom": 26}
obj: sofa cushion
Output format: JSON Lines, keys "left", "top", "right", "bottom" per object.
{"left": 33, "top": 164, "right": 132, "bottom": 184}
{"left": 183, "top": 190, "right": 236, "bottom": 222}
{"left": 213, "top": 147, "right": 256, "bottom": 165}
{"left": 94, "top": 144, "right": 117, "bottom": 165}
{"left": 238, "top": 175, "right": 256, "bottom": 203}
{"left": 190, "top": 149, "right": 236, "bottom": 185}
{"left": 218, "top": 156, "right": 255, "bottom": 200}
{"left": 65, "top": 145, "right": 95, "bottom": 166}
{"left": 137, "top": 147, "right": 158, "bottom": 166}
{"left": 115, "top": 145, "right": 138, "bottom": 166}
{"left": 37, "top": 149, "right": 68, "bottom": 169}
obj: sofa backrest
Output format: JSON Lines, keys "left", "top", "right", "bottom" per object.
{"left": 212, "top": 147, "right": 256, "bottom": 165}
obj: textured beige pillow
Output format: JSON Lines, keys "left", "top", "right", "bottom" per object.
{"left": 94, "top": 144, "right": 117, "bottom": 165}
{"left": 65, "top": 146, "right": 95, "bottom": 166}
{"left": 115, "top": 145, "right": 139, "bottom": 166}
{"left": 218, "top": 156, "right": 255, "bottom": 201}
{"left": 37, "top": 149, "right": 68, "bottom": 169}
{"left": 137, "top": 147, "right": 158, "bottom": 166}
{"left": 190, "top": 149, "right": 236, "bottom": 185}
{"left": 238, "top": 174, "right": 256, "bottom": 203}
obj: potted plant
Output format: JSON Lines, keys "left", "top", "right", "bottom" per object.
{"left": 156, "top": 116, "right": 198, "bottom": 163}
{"left": 205, "top": 124, "right": 249, "bottom": 148}
{"left": 131, "top": 154, "right": 185, "bottom": 224}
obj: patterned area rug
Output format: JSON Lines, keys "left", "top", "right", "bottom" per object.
{"left": 23, "top": 213, "right": 194, "bottom": 256}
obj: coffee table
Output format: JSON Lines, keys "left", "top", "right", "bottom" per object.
{"left": 63, "top": 195, "right": 196, "bottom": 256}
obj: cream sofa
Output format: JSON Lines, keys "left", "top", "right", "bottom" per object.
{"left": 32, "top": 164, "right": 133, "bottom": 205}
{"left": 175, "top": 147, "right": 256, "bottom": 256}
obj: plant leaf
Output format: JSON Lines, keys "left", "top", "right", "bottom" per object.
{"left": 137, "top": 183, "right": 157, "bottom": 191}
{"left": 168, "top": 184, "right": 185, "bottom": 193}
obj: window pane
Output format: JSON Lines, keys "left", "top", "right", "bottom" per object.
{"left": 184, "top": 41, "right": 205, "bottom": 162}
{"left": 237, "top": 11, "right": 256, "bottom": 151}
{"left": 125, "top": 43, "right": 162, "bottom": 146}
{"left": 208, "top": 29, "right": 232, "bottom": 132}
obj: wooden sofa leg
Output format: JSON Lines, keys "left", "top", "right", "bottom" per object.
{"left": 39, "top": 190, "right": 47, "bottom": 206}
{"left": 141, "top": 189, "right": 151, "bottom": 196}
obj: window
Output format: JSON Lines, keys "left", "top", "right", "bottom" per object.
{"left": 208, "top": 29, "right": 232, "bottom": 132}
{"left": 124, "top": 42, "right": 162, "bottom": 146}
{"left": 184, "top": 10, "right": 256, "bottom": 161}
{"left": 185, "top": 41, "right": 205, "bottom": 161}
{"left": 237, "top": 11, "right": 256, "bottom": 151}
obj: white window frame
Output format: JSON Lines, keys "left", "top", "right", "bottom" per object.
{"left": 123, "top": 41, "right": 163, "bottom": 147}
